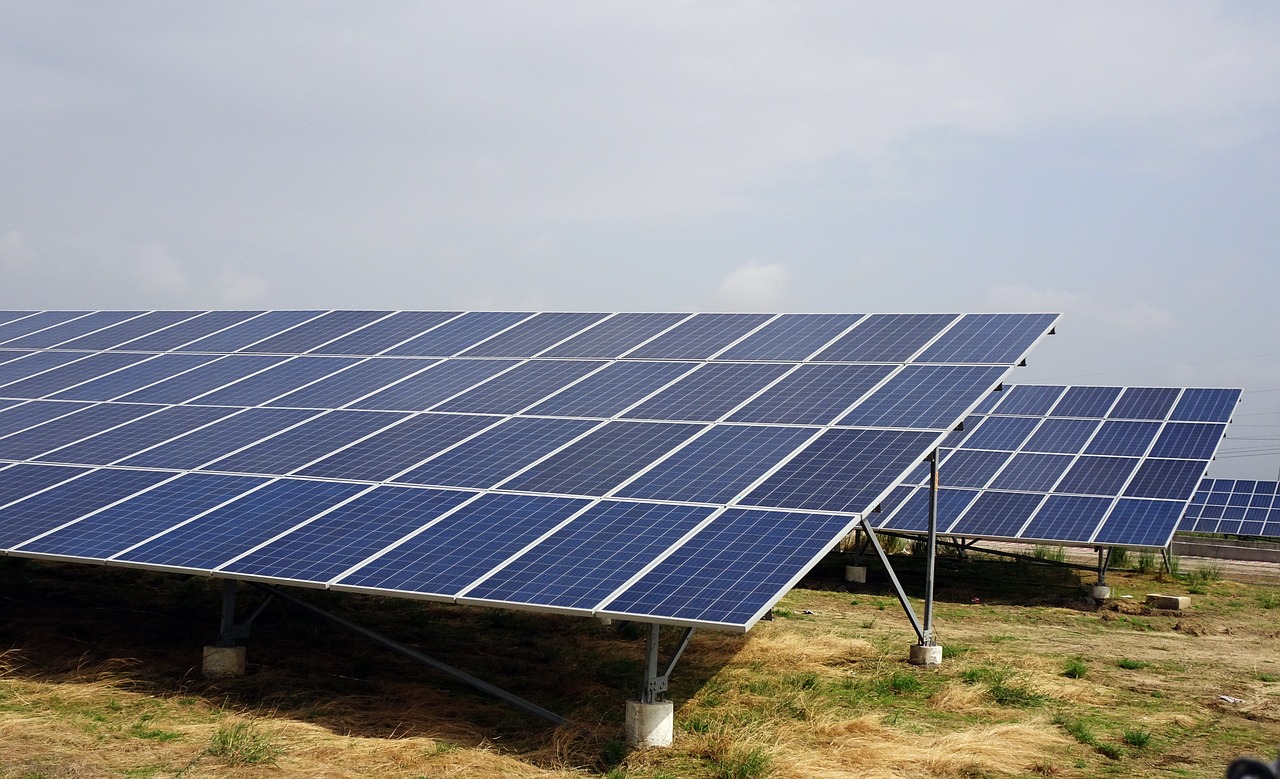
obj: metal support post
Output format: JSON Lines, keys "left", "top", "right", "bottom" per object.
{"left": 858, "top": 515, "right": 927, "bottom": 644}
{"left": 1097, "top": 547, "right": 1111, "bottom": 586}
{"left": 1161, "top": 547, "right": 1174, "bottom": 575}
{"left": 921, "top": 449, "right": 939, "bottom": 647}
{"left": 215, "top": 578, "right": 273, "bottom": 647}
{"left": 640, "top": 623, "right": 695, "bottom": 705}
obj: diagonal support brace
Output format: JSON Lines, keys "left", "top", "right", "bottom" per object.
{"left": 641, "top": 623, "right": 695, "bottom": 704}
{"left": 215, "top": 579, "right": 274, "bottom": 647}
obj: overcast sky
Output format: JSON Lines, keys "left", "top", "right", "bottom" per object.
{"left": 2, "top": 2, "right": 1278, "bottom": 477}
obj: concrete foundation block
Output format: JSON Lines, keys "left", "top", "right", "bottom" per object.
{"left": 844, "top": 565, "right": 867, "bottom": 584}
{"left": 908, "top": 644, "right": 943, "bottom": 667}
{"left": 624, "top": 700, "right": 674, "bottom": 749}
{"left": 1087, "top": 585, "right": 1111, "bottom": 601}
{"left": 202, "top": 646, "right": 246, "bottom": 678}
{"left": 1145, "top": 594, "right": 1190, "bottom": 610}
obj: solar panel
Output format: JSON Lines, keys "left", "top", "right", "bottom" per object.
{"left": 0, "top": 309, "right": 1057, "bottom": 632}
{"left": 1180, "top": 478, "right": 1280, "bottom": 538}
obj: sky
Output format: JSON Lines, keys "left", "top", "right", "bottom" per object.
{"left": 2, "top": 2, "right": 1279, "bottom": 478}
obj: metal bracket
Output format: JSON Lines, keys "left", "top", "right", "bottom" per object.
{"left": 641, "top": 623, "right": 695, "bottom": 704}
{"left": 215, "top": 579, "right": 274, "bottom": 647}
{"left": 1096, "top": 547, "right": 1113, "bottom": 586}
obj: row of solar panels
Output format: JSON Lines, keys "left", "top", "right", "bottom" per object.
{"left": 1182, "top": 478, "right": 1280, "bottom": 538}
{"left": 0, "top": 310, "right": 1055, "bottom": 364}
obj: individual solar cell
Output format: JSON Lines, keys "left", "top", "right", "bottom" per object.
{"left": 350, "top": 359, "right": 518, "bottom": 411}
{"left": 392, "top": 416, "right": 598, "bottom": 489}
{"left": 384, "top": 311, "right": 533, "bottom": 357}
{"left": 525, "top": 361, "right": 696, "bottom": 418}
{"left": 459, "top": 311, "right": 608, "bottom": 357}
{"left": 947, "top": 490, "right": 1045, "bottom": 537}
{"left": 0, "top": 463, "right": 92, "bottom": 509}
{"left": 433, "top": 360, "right": 606, "bottom": 415}
{"left": 189, "top": 356, "right": 361, "bottom": 406}
{"left": 539, "top": 313, "right": 690, "bottom": 359}
{"left": 175, "top": 310, "right": 323, "bottom": 352}
{"left": 1, "top": 311, "right": 143, "bottom": 349}
{"left": 956, "top": 415, "right": 1040, "bottom": 451}
{"left": 615, "top": 424, "right": 816, "bottom": 504}
{"left": 1093, "top": 498, "right": 1184, "bottom": 546}
{"left": 624, "top": 363, "right": 792, "bottom": 422}
{"left": 309, "top": 311, "right": 461, "bottom": 355}
{"left": 201, "top": 410, "right": 408, "bottom": 476}
{"left": 0, "top": 351, "right": 93, "bottom": 388}
{"left": 1170, "top": 388, "right": 1240, "bottom": 423}
{"left": 599, "top": 507, "right": 854, "bottom": 628}
{"left": 882, "top": 487, "right": 979, "bottom": 532}
{"left": 1049, "top": 386, "right": 1121, "bottom": 418}
{"left": 1018, "top": 495, "right": 1113, "bottom": 542}
{"left": 1084, "top": 420, "right": 1162, "bottom": 457}
{"left": 0, "top": 311, "right": 90, "bottom": 344}
{"left": 624, "top": 313, "right": 772, "bottom": 360}
{"left": 836, "top": 365, "right": 1006, "bottom": 429}
{"left": 113, "top": 478, "right": 368, "bottom": 571}
{"left": 116, "top": 355, "right": 290, "bottom": 404}
{"left": 989, "top": 384, "right": 1065, "bottom": 416}
{"left": 987, "top": 453, "right": 1073, "bottom": 492}
{"left": 0, "top": 403, "right": 161, "bottom": 461}
{"left": 51, "top": 311, "right": 203, "bottom": 351}
{"left": 715, "top": 314, "right": 864, "bottom": 361}
{"left": 0, "top": 400, "right": 93, "bottom": 437}
{"left": 938, "top": 448, "right": 1013, "bottom": 488}
{"left": 238, "top": 310, "right": 388, "bottom": 354}
{"left": 0, "top": 352, "right": 154, "bottom": 398}
{"left": 16, "top": 473, "right": 269, "bottom": 560}
{"left": 49, "top": 354, "right": 220, "bottom": 401}
{"left": 0, "top": 468, "right": 174, "bottom": 549}
{"left": 1021, "top": 418, "right": 1099, "bottom": 454}
{"left": 1123, "top": 458, "right": 1206, "bottom": 500}
{"left": 32, "top": 405, "right": 238, "bottom": 466}
{"left": 335, "top": 493, "right": 590, "bottom": 597}
{"left": 463, "top": 501, "right": 714, "bottom": 612}
{"left": 1056, "top": 456, "right": 1138, "bottom": 497}
{"left": 742, "top": 427, "right": 940, "bottom": 514}
{"left": 117, "top": 407, "right": 322, "bottom": 470}
{"left": 219, "top": 486, "right": 477, "bottom": 582}
{"left": 915, "top": 313, "right": 1057, "bottom": 364}
{"left": 501, "top": 421, "right": 705, "bottom": 497}
{"left": 1148, "top": 422, "right": 1227, "bottom": 461}
{"left": 1110, "top": 386, "right": 1181, "bottom": 420}
{"left": 266, "top": 358, "right": 438, "bottom": 409}
{"left": 813, "top": 313, "right": 958, "bottom": 362}
{"left": 727, "top": 364, "right": 895, "bottom": 426}
{"left": 117, "top": 310, "right": 262, "bottom": 351}
{"left": 297, "top": 412, "right": 502, "bottom": 482}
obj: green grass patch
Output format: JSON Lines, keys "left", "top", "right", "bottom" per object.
{"left": 205, "top": 721, "right": 280, "bottom": 766}
{"left": 710, "top": 746, "right": 772, "bottom": 779}
{"left": 1063, "top": 658, "right": 1088, "bottom": 679}
{"left": 1117, "top": 658, "right": 1148, "bottom": 670}
{"left": 1259, "top": 592, "right": 1279, "bottom": 610}
{"left": 1122, "top": 729, "right": 1152, "bottom": 748}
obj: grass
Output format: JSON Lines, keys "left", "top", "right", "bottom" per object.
{"left": 1062, "top": 658, "right": 1088, "bottom": 679}
{"left": 1117, "top": 658, "right": 1148, "bottom": 670}
{"left": 204, "top": 721, "right": 281, "bottom": 766}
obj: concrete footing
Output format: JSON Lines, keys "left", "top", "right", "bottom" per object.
{"left": 624, "top": 700, "right": 674, "bottom": 748}
{"left": 844, "top": 565, "right": 867, "bottom": 584}
{"left": 202, "top": 646, "right": 246, "bottom": 678}
{"left": 1087, "top": 585, "right": 1111, "bottom": 601}
{"left": 1145, "top": 594, "right": 1190, "bottom": 610}
{"left": 908, "top": 644, "right": 943, "bottom": 667}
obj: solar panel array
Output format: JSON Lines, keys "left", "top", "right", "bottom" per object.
{"left": 1181, "top": 479, "right": 1280, "bottom": 538}
{"left": 875, "top": 384, "right": 1240, "bottom": 548}
{"left": 0, "top": 309, "right": 1056, "bottom": 631}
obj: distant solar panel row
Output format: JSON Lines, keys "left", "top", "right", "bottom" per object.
{"left": 1181, "top": 479, "right": 1280, "bottom": 538}
{"left": 875, "top": 384, "right": 1240, "bottom": 549}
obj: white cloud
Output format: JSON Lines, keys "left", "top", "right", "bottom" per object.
{"left": 714, "top": 262, "right": 789, "bottom": 311}
{"left": 988, "top": 283, "right": 1173, "bottom": 334}
{"left": 130, "top": 242, "right": 189, "bottom": 298}
{"left": 214, "top": 267, "right": 269, "bottom": 306}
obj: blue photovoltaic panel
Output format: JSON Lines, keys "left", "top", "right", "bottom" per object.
{"left": 201, "top": 410, "right": 408, "bottom": 476}
{"left": 989, "top": 384, "right": 1064, "bottom": 416}
{"left": 15, "top": 473, "right": 269, "bottom": 560}
{"left": 0, "top": 403, "right": 161, "bottom": 461}
{"left": 915, "top": 313, "right": 1057, "bottom": 364}
{"left": 2, "top": 311, "right": 143, "bottom": 349}
{"left": 1050, "top": 386, "right": 1122, "bottom": 418}
{"left": 0, "top": 399, "right": 17, "bottom": 411}
{"left": 525, "top": 361, "right": 695, "bottom": 418}
{"left": 936, "top": 448, "right": 1013, "bottom": 488}
{"left": 113, "top": 478, "right": 368, "bottom": 571}
{"left": 1110, "top": 386, "right": 1181, "bottom": 420}
{"left": 49, "top": 354, "right": 220, "bottom": 401}
{"left": 837, "top": 365, "right": 1006, "bottom": 429}
{"left": 1093, "top": 498, "right": 1184, "bottom": 546}
{"left": 1021, "top": 418, "right": 1099, "bottom": 454}
{"left": 117, "top": 407, "right": 322, "bottom": 470}
{"left": 433, "top": 359, "right": 605, "bottom": 415}
{"left": 296, "top": 412, "right": 501, "bottom": 482}
{"left": 501, "top": 421, "right": 705, "bottom": 497}
{"left": 946, "top": 490, "right": 1045, "bottom": 537}
{"left": 0, "top": 468, "right": 174, "bottom": 549}
{"left": 0, "top": 352, "right": 154, "bottom": 398}
{"left": 0, "top": 312, "right": 35, "bottom": 326}
{"left": 384, "top": 311, "right": 533, "bottom": 357}
{"left": 1148, "top": 423, "right": 1227, "bottom": 461}
{"left": 538, "top": 313, "right": 688, "bottom": 359}
{"left": 1124, "top": 458, "right": 1206, "bottom": 500}
{"left": 0, "top": 401, "right": 93, "bottom": 437}
{"left": 33, "top": 405, "right": 238, "bottom": 466}
{"left": 1019, "top": 495, "right": 1113, "bottom": 542}
{"left": 462, "top": 501, "right": 714, "bottom": 611}
{"left": 350, "top": 358, "right": 518, "bottom": 411}
{"left": 0, "top": 311, "right": 90, "bottom": 344}
{"left": 1170, "top": 388, "right": 1240, "bottom": 423}
{"left": 715, "top": 314, "right": 864, "bottom": 361}
{"left": 1084, "top": 420, "right": 1162, "bottom": 457}
{"left": 727, "top": 364, "right": 895, "bottom": 426}
{"left": 814, "top": 313, "right": 957, "bottom": 362}
{"left": 1180, "top": 479, "right": 1280, "bottom": 538}
{"left": 959, "top": 415, "right": 1040, "bottom": 451}
{"left": 117, "top": 354, "right": 290, "bottom": 404}
{"left": 392, "top": 416, "right": 598, "bottom": 489}
{"left": 624, "top": 313, "right": 772, "bottom": 360}
{"left": 880, "top": 487, "right": 979, "bottom": 532}
{"left": 219, "top": 486, "right": 476, "bottom": 582}
{"left": 52, "top": 311, "right": 202, "bottom": 351}
{"left": 190, "top": 356, "right": 361, "bottom": 406}
{"left": 310, "top": 311, "right": 461, "bottom": 355}
{"left": 459, "top": 312, "right": 608, "bottom": 358}
{"left": 0, "top": 351, "right": 37, "bottom": 367}
{"left": 265, "top": 358, "right": 437, "bottom": 409}
{"left": 624, "top": 362, "right": 792, "bottom": 422}
{"left": 176, "top": 311, "right": 323, "bottom": 352}
{"left": 238, "top": 310, "right": 388, "bottom": 354}
{"left": 987, "top": 453, "right": 1073, "bottom": 492}
{"left": 0, "top": 463, "right": 92, "bottom": 509}
{"left": 1056, "top": 456, "right": 1138, "bottom": 496}
{"left": 600, "top": 507, "right": 855, "bottom": 628}
{"left": 616, "top": 424, "right": 816, "bottom": 504}
{"left": 0, "top": 351, "right": 94, "bottom": 386}
{"left": 117, "top": 310, "right": 261, "bottom": 351}
{"left": 335, "top": 493, "right": 590, "bottom": 597}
